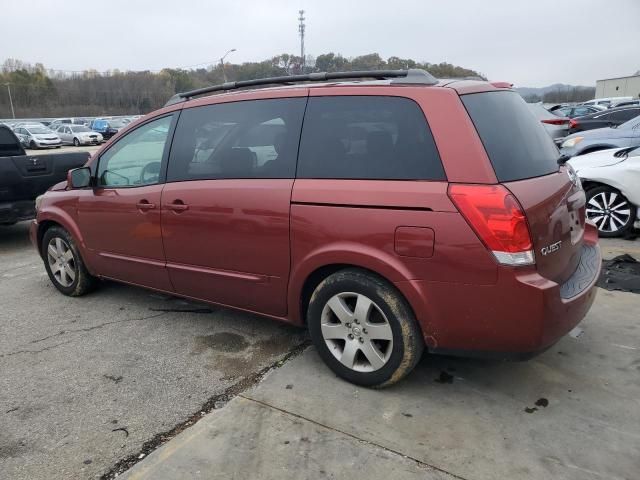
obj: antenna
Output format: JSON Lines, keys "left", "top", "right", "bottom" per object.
{"left": 298, "top": 10, "right": 306, "bottom": 73}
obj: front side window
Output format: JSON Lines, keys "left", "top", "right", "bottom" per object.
{"left": 297, "top": 96, "right": 445, "bottom": 180}
{"left": 97, "top": 115, "right": 172, "bottom": 187}
{"left": 168, "top": 97, "right": 306, "bottom": 181}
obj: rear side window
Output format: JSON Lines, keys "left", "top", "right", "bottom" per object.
{"left": 610, "top": 108, "right": 640, "bottom": 122}
{"left": 0, "top": 127, "right": 23, "bottom": 156}
{"left": 297, "top": 96, "right": 445, "bottom": 180}
{"left": 462, "top": 91, "right": 559, "bottom": 182}
{"left": 168, "top": 97, "right": 306, "bottom": 181}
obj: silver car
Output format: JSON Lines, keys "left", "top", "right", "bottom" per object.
{"left": 527, "top": 103, "right": 569, "bottom": 145}
{"left": 13, "top": 124, "right": 62, "bottom": 149}
{"left": 55, "top": 124, "right": 103, "bottom": 146}
{"left": 560, "top": 114, "right": 640, "bottom": 157}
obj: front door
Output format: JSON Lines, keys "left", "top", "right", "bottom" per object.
{"left": 160, "top": 96, "right": 307, "bottom": 316}
{"left": 77, "top": 114, "right": 176, "bottom": 291}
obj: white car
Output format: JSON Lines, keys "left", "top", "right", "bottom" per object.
{"left": 569, "top": 146, "right": 640, "bottom": 237}
{"left": 54, "top": 124, "right": 103, "bottom": 146}
{"left": 12, "top": 124, "right": 62, "bottom": 149}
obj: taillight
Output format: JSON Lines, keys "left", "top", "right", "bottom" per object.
{"left": 569, "top": 119, "right": 578, "bottom": 129}
{"left": 448, "top": 184, "right": 535, "bottom": 266}
{"left": 541, "top": 118, "right": 569, "bottom": 125}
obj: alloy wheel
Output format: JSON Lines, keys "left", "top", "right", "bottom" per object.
{"left": 47, "top": 237, "right": 76, "bottom": 287}
{"left": 586, "top": 191, "right": 632, "bottom": 233}
{"left": 320, "top": 292, "right": 393, "bottom": 372}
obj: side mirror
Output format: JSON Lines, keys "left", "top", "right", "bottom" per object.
{"left": 67, "top": 167, "right": 92, "bottom": 189}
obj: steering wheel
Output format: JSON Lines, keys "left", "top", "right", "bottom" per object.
{"left": 139, "top": 162, "right": 161, "bottom": 184}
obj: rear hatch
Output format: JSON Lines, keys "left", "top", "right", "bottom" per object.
{"left": 461, "top": 90, "right": 585, "bottom": 284}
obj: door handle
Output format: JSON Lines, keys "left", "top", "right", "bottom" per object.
{"left": 136, "top": 200, "right": 156, "bottom": 211}
{"left": 167, "top": 200, "right": 189, "bottom": 212}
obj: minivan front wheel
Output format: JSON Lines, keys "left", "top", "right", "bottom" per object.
{"left": 586, "top": 186, "right": 636, "bottom": 237}
{"left": 307, "top": 269, "right": 424, "bottom": 387}
{"left": 42, "top": 226, "right": 96, "bottom": 296}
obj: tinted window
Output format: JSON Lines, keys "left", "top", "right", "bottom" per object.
{"left": 619, "top": 114, "right": 640, "bottom": 129}
{"left": 297, "top": 96, "right": 444, "bottom": 180}
{"left": 552, "top": 107, "right": 571, "bottom": 117}
{"left": 0, "top": 127, "right": 23, "bottom": 156}
{"left": 462, "top": 91, "right": 559, "bottom": 182}
{"left": 610, "top": 108, "right": 640, "bottom": 122}
{"left": 97, "top": 115, "right": 172, "bottom": 187}
{"left": 168, "top": 98, "right": 306, "bottom": 181}
{"left": 572, "top": 107, "right": 592, "bottom": 117}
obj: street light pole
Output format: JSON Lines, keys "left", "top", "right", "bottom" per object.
{"left": 5, "top": 83, "right": 15, "bottom": 119}
{"left": 219, "top": 49, "right": 236, "bottom": 83}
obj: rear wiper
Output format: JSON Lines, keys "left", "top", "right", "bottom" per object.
{"left": 613, "top": 146, "right": 639, "bottom": 158}
{"left": 557, "top": 154, "right": 571, "bottom": 165}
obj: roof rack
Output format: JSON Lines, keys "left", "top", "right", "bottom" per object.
{"left": 164, "top": 69, "right": 438, "bottom": 106}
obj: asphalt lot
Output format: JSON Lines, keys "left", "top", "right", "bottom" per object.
{"left": 0, "top": 221, "right": 307, "bottom": 480}
{"left": 1, "top": 221, "right": 639, "bottom": 479}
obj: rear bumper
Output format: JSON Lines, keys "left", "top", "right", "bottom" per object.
{"left": 0, "top": 200, "right": 36, "bottom": 224}
{"left": 397, "top": 230, "right": 601, "bottom": 357}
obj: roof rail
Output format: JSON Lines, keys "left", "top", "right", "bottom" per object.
{"left": 164, "top": 69, "right": 438, "bottom": 106}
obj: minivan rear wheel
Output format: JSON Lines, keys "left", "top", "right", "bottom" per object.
{"left": 307, "top": 269, "right": 424, "bottom": 387}
{"left": 586, "top": 186, "right": 636, "bottom": 237}
{"left": 42, "top": 226, "right": 97, "bottom": 296}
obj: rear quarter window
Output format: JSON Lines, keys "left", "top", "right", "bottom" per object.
{"left": 462, "top": 91, "right": 559, "bottom": 182}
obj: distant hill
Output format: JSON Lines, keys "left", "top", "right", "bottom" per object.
{"left": 515, "top": 84, "right": 595, "bottom": 103}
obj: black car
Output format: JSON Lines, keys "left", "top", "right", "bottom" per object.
{"left": 550, "top": 104, "right": 604, "bottom": 118}
{"left": 569, "top": 105, "right": 640, "bottom": 134}
{"left": 0, "top": 124, "right": 88, "bottom": 225}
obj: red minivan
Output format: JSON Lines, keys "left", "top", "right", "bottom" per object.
{"left": 30, "top": 70, "right": 601, "bottom": 387}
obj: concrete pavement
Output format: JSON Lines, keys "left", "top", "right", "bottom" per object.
{"left": 121, "top": 288, "right": 640, "bottom": 480}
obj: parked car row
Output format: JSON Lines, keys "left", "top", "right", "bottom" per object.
{"left": 3, "top": 116, "right": 143, "bottom": 149}
{"left": 1, "top": 115, "right": 143, "bottom": 149}
{"left": 523, "top": 96, "right": 640, "bottom": 238}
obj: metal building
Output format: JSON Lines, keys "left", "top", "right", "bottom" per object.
{"left": 595, "top": 74, "right": 640, "bottom": 99}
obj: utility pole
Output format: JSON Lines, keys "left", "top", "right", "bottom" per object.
{"left": 219, "top": 48, "right": 236, "bottom": 83}
{"left": 4, "top": 83, "right": 15, "bottom": 119}
{"left": 298, "top": 10, "right": 306, "bottom": 73}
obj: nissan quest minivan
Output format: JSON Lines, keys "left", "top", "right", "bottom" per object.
{"left": 31, "top": 70, "right": 601, "bottom": 387}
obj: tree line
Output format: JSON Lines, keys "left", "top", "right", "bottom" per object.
{"left": 0, "top": 54, "right": 484, "bottom": 118}
{"left": 522, "top": 86, "right": 596, "bottom": 104}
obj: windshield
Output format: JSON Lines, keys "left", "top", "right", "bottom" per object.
{"left": 109, "top": 119, "right": 128, "bottom": 128}
{"left": 28, "top": 126, "right": 52, "bottom": 134}
{"left": 71, "top": 126, "right": 91, "bottom": 132}
{"left": 618, "top": 114, "right": 640, "bottom": 129}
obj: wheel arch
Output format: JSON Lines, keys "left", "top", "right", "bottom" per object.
{"left": 37, "top": 209, "right": 89, "bottom": 262}
{"left": 290, "top": 254, "right": 425, "bottom": 339}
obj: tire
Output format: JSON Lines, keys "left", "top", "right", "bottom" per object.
{"left": 29, "top": 140, "right": 37, "bottom": 149}
{"left": 42, "top": 226, "right": 97, "bottom": 296}
{"left": 586, "top": 186, "right": 636, "bottom": 238}
{"left": 307, "top": 268, "right": 424, "bottom": 388}
{"left": 73, "top": 137, "right": 80, "bottom": 147}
